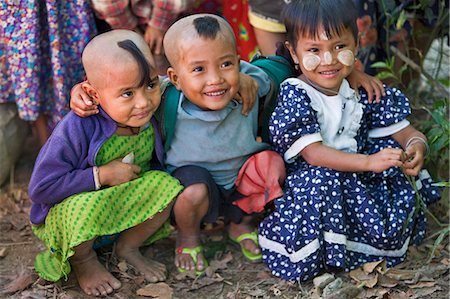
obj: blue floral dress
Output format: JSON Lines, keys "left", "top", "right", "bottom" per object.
{"left": 258, "top": 78, "right": 440, "bottom": 282}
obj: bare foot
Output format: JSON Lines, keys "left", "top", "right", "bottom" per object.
{"left": 175, "top": 235, "right": 206, "bottom": 272}
{"left": 228, "top": 222, "right": 261, "bottom": 256}
{"left": 71, "top": 255, "right": 121, "bottom": 297}
{"left": 116, "top": 247, "right": 167, "bottom": 282}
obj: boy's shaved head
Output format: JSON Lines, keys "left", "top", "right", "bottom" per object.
{"left": 82, "top": 29, "right": 155, "bottom": 89}
{"left": 163, "top": 14, "right": 237, "bottom": 68}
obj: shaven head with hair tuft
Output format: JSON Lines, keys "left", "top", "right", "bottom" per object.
{"left": 81, "top": 29, "right": 161, "bottom": 128}
{"left": 163, "top": 14, "right": 237, "bottom": 69}
{"left": 82, "top": 29, "right": 156, "bottom": 90}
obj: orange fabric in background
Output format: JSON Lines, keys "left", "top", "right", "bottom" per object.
{"left": 234, "top": 150, "right": 286, "bottom": 214}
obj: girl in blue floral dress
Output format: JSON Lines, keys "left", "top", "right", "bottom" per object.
{"left": 258, "top": 0, "right": 440, "bottom": 282}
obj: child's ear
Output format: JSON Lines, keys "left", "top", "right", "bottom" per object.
{"left": 167, "top": 67, "right": 181, "bottom": 90}
{"left": 81, "top": 82, "right": 100, "bottom": 104}
{"left": 285, "top": 41, "right": 299, "bottom": 65}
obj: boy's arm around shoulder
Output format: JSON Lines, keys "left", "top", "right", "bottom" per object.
{"left": 240, "top": 60, "right": 272, "bottom": 98}
{"left": 28, "top": 113, "right": 98, "bottom": 205}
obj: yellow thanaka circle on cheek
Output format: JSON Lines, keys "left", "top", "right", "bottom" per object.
{"left": 302, "top": 54, "right": 321, "bottom": 71}
{"left": 337, "top": 50, "right": 355, "bottom": 66}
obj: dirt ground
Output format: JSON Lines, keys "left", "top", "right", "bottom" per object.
{"left": 0, "top": 131, "right": 449, "bottom": 299}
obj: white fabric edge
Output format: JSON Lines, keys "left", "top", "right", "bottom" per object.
{"left": 368, "top": 119, "right": 410, "bottom": 138}
{"left": 284, "top": 133, "right": 323, "bottom": 163}
{"left": 93, "top": 166, "right": 101, "bottom": 190}
{"left": 260, "top": 231, "right": 410, "bottom": 263}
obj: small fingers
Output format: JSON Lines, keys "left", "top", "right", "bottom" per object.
{"left": 404, "top": 167, "right": 420, "bottom": 177}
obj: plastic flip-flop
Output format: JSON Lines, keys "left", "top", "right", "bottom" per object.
{"left": 175, "top": 245, "right": 208, "bottom": 275}
{"left": 229, "top": 231, "right": 262, "bottom": 263}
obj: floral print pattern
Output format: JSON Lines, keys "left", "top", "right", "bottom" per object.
{"left": 0, "top": 1, "right": 96, "bottom": 129}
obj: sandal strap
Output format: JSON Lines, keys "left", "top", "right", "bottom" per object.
{"left": 234, "top": 231, "right": 259, "bottom": 244}
{"left": 175, "top": 246, "right": 203, "bottom": 263}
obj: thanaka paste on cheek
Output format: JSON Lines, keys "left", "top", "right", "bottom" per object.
{"left": 302, "top": 54, "right": 321, "bottom": 71}
{"left": 337, "top": 50, "right": 355, "bottom": 66}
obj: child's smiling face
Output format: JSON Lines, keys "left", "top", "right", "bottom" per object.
{"left": 167, "top": 34, "right": 240, "bottom": 111}
{"left": 287, "top": 24, "right": 357, "bottom": 93}
{"left": 95, "top": 58, "right": 161, "bottom": 127}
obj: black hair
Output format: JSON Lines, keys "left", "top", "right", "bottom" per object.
{"left": 282, "top": 0, "right": 358, "bottom": 50}
{"left": 193, "top": 15, "right": 221, "bottom": 39}
{"left": 117, "top": 39, "right": 152, "bottom": 87}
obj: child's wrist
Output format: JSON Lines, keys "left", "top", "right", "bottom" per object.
{"left": 405, "top": 136, "right": 429, "bottom": 157}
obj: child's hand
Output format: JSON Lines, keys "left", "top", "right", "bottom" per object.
{"left": 144, "top": 25, "right": 165, "bottom": 55}
{"left": 367, "top": 148, "right": 404, "bottom": 173}
{"left": 70, "top": 82, "right": 99, "bottom": 117}
{"left": 98, "top": 159, "right": 141, "bottom": 187}
{"left": 347, "top": 68, "right": 385, "bottom": 103}
{"left": 402, "top": 142, "right": 426, "bottom": 176}
{"left": 235, "top": 73, "right": 258, "bottom": 116}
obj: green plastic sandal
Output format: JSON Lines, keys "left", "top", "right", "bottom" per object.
{"left": 175, "top": 245, "right": 208, "bottom": 275}
{"left": 229, "top": 231, "right": 262, "bottom": 263}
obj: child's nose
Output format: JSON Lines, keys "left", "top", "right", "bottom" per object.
{"left": 135, "top": 93, "right": 150, "bottom": 108}
{"left": 207, "top": 69, "right": 224, "bottom": 85}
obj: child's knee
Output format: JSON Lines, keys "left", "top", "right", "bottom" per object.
{"left": 177, "top": 183, "right": 209, "bottom": 207}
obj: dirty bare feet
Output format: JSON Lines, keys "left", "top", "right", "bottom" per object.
{"left": 71, "top": 249, "right": 121, "bottom": 297}
{"left": 175, "top": 235, "right": 207, "bottom": 272}
{"left": 116, "top": 246, "right": 167, "bottom": 282}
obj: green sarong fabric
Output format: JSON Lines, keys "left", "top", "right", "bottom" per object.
{"left": 32, "top": 126, "right": 182, "bottom": 281}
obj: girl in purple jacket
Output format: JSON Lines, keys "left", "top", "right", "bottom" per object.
{"left": 28, "top": 30, "right": 182, "bottom": 297}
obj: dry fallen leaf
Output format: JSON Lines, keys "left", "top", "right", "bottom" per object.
{"left": 189, "top": 275, "right": 224, "bottom": 290}
{"left": 378, "top": 274, "right": 399, "bottom": 288}
{"left": 0, "top": 268, "right": 37, "bottom": 294}
{"left": 387, "top": 290, "right": 413, "bottom": 299}
{"left": 440, "top": 258, "right": 449, "bottom": 266}
{"left": 205, "top": 252, "right": 233, "bottom": 277}
{"left": 256, "top": 270, "right": 272, "bottom": 280}
{"left": 362, "top": 260, "right": 385, "bottom": 274}
{"left": 117, "top": 261, "right": 128, "bottom": 272}
{"left": 409, "top": 285, "right": 442, "bottom": 299}
{"left": 385, "top": 268, "right": 416, "bottom": 281}
{"left": 19, "top": 289, "right": 48, "bottom": 299}
{"left": 361, "top": 287, "right": 389, "bottom": 298}
{"left": 408, "top": 281, "right": 437, "bottom": 289}
{"left": 136, "top": 282, "right": 173, "bottom": 298}
{"left": 349, "top": 268, "right": 373, "bottom": 282}
{"left": 313, "top": 273, "right": 335, "bottom": 290}
{"left": 324, "top": 285, "right": 362, "bottom": 299}
{"left": 321, "top": 278, "right": 344, "bottom": 297}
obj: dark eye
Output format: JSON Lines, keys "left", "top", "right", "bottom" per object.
{"left": 193, "top": 66, "right": 203, "bottom": 72}
{"left": 147, "top": 82, "right": 156, "bottom": 90}
{"left": 335, "top": 44, "right": 346, "bottom": 50}
{"left": 122, "top": 91, "right": 133, "bottom": 98}
{"left": 222, "top": 60, "right": 233, "bottom": 68}
{"left": 308, "top": 48, "right": 319, "bottom": 53}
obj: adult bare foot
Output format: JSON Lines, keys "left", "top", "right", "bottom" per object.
{"left": 116, "top": 247, "right": 167, "bottom": 282}
{"left": 228, "top": 222, "right": 261, "bottom": 257}
{"left": 71, "top": 254, "right": 121, "bottom": 297}
{"left": 175, "top": 235, "right": 207, "bottom": 272}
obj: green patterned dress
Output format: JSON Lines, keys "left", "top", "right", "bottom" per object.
{"left": 32, "top": 125, "right": 183, "bottom": 281}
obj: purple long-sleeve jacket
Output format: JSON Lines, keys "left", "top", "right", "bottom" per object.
{"left": 28, "top": 108, "right": 164, "bottom": 224}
